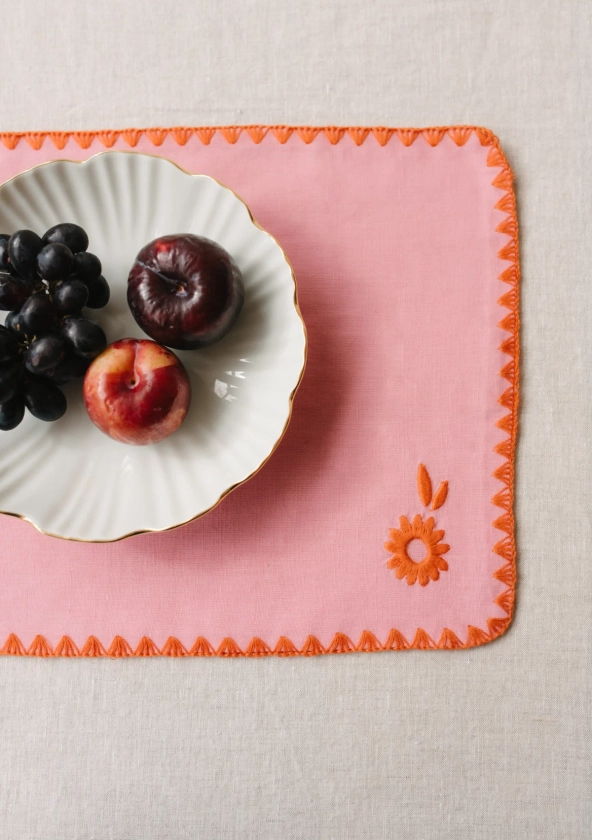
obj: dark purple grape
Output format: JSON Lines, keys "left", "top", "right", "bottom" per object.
{"left": 8, "top": 268, "right": 35, "bottom": 294}
{"left": 18, "top": 292, "right": 54, "bottom": 337}
{"left": 85, "top": 275, "right": 110, "bottom": 309}
{"left": 61, "top": 316, "right": 106, "bottom": 359}
{"left": 53, "top": 278, "right": 89, "bottom": 315}
{"left": 0, "top": 325, "right": 19, "bottom": 362}
{"left": 0, "top": 392, "right": 25, "bottom": 430}
{"left": 23, "top": 376, "right": 66, "bottom": 421}
{"left": 0, "top": 361, "right": 22, "bottom": 403}
{"left": 8, "top": 230, "right": 43, "bottom": 281}
{"left": 46, "top": 351, "right": 90, "bottom": 385}
{"left": 0, "top": 274, "right": 29, "bottom": 311}
{"left": 37, "top": 242, "right": 73, "bottom": 282}
{"left": 0, "top": 235, "right": 10, "bottom": 271}
{"left": 5, "top": 310, "right": 22, "bottom": 338}
{"left": 42, "top": 223, "right": 88, "bottom": 254}
{"left": 24, "top": 335, "right": 66, "bottom": 375}
{"left": 73, "top": 251, "right": 101, "bottom": 283}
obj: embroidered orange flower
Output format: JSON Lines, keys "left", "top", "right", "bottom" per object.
{"left": 385, "top": 464, "right": 450, "bottom": 586}
{"left": 385, "top": 513, "right": 450, "bottom": 586}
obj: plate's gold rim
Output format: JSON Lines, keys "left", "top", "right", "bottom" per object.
{"left": 0, "top": 150, "right": 308, "bottom": 543}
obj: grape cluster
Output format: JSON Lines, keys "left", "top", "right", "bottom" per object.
{"left": 0, "top": 223, "right": 110, "bottom": 430}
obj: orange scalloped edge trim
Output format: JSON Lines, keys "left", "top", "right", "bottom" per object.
{"left": 0, "top": 123, "right": 499, "bottom": 151}
{"left": 0, "top": 125, "right": 518, "bottom": 655}
{"left": 0, "top": 624, "right": 507, "bottom": 657}
{"left": 485, "top": 134, "right": 519, "bottom": 646}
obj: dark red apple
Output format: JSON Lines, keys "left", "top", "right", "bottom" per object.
{"left": 127, "top": 234, "right": 244, "bottom": 350}
{"left": 83, "top": 338, "right": 191, "bottom": 445}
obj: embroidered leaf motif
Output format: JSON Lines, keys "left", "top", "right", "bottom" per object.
{"left": 417, "top": 464, "right": 432, "bottom": 507}
{"left": 431, "top": 481, "right": 448, "bottom": 510}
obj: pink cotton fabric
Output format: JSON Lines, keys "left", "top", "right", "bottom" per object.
{"left": 0, "top": 130, "right": 511, "bottom": 651}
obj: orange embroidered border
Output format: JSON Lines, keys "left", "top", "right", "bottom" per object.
{"left": 0, "top": 124, "right": 497, "bottom": 150}
{"left": 0, "top": 125, "right": 518, "bottom": 655}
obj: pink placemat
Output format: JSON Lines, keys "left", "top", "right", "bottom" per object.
{"left": 0, "top": 125, "right": 518, "bottom": 656}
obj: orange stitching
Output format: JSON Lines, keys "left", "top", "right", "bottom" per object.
{"left": 219, "top": 126, "right": 242, "bottom": 145}
{"left": 301, "top": 636, "right": 324, "bottom": 656}
{"left": 28, "top": 635, "right": 53, "bottom": 656}
{"left": 466, "top": 626, "right": 490, "bottom": 646}
{"left": 189, "top": 637, "right": 215, "bottom": 656}
{"left": 438, "top": 628, "right": 464, "bottom": 649}
{"left": 431, "top": 481, "right": 448, "bottom": 511}
{"left": 135, "top": 636, "right": 160, "bottom": 656}
{"left": 0, "top": 624, "right": 513, "bottom": 656}
{"left": 493, "top": 513, "right": 512, "bottom": 535}
{"left": 194, "top": 127, "right": 216, "bottom": 145}
{"left": 371, "top": 127, "right": 395, "bottom": 146}
{"left": 73, "top": 132, "right": 94, "bottom": 150}
{"left": 271, "top": 126, "right": 293, "bottom": 144}
{"left": 498, "top": 242, "right": 517, "bottom": 264}
{"left": 495, "top": 437, "right": 512, "bottom": 460}
{"left": 0, "top": 133, "right": 19, "bottom": 150}
{"left": 495, "top": 590, "right": 513, "bottom": 615}
{"left": 475, "top": 127, "right": 495, "bottom": 146}
{"left": 487, "top": 135, "right": 519, "bottom": 642}
{"left": 160, "top": 637, "right": 187, "bottom": 657}
{"left": 54, "top": 636, "right": 79, "bottom": 657}
{"left": 273, "top": 636, "right": 299, "bottom": 656}
{"left": 217, "top": 637, "right": 242, "bottom": 657}
{"left": 50, "top": 133, "right": 69, "bottom": 150}
{"left": 496, "top": 415, "right": 513, "bottom": 436}
{"left": 493, "top": 536, "right": 513, "bottom": 562}
{"left": 171, "top": 127, "right": 193, "bottom": 146}
{"left": 356, "top": 631, "right": 382, "bottom": 652}
{"left": 411, "top": 629, "right": 437, "bottom": 649}
{"left": 417, "top": 463, "right": 433, "bottom": 507}
{"left": 448, "top": 127, "right": 473, "bottom": 146}
{"left": 0, "top": 125, "right": 517, "bottom": 653}
{"left": 385, "top": 465, "right": 450, "bottom": 586}
{"left": 492, "top": 169, "right": 513, "bottom": 192}
{"left": 386, "top": 514, "right": 450, "bottom": 586}
{"left": 493, "top": 564, "right": 514, "bottom": 587}
{"left": 384, "top": 629, "right": 410, "bottom": 650}
{"left": 296, "top": 126, "right": 321, "bottom": 144}
{"left": 97, "top": 131, "right": 120, "bottom": 149}
{"left": 324, "top": 126, "right": 346, "bottom": 145}
{"left": 0, "top": 124, "right": 511, "bottom": 153}
{"left": 1, "top": 634, "right": 26, "bottom": 655}
{"left": 245, "top": 125, "right": 268, "bottom": 144}
{"left": 145, "top": 129, "right": 168, "bottom": 147}
{"left": 348, "top": 127, "right": 370, "bottom": 146}
{"left": 80, "top": 636, "right": 106, "bottom": 657}
{"left": 107, "top": 636, "right": 133, "bottom": 657}
{"left": 122, "top": 129, "right": 142, "bottom": 148}
{"left": 396, "top": 128, "right": 419, "bottom": 146}
{"left": 422, "top": 127, "right": 447, "bottom": 147}
{"left": 245, "top": 638, "right": 273, "bottom": 657}
{"left": 0, "top": 628, "right": 510, "bottom": 659}
{"left": 487, "top": 617, "right": 510, "bottom": 637}
{"left": 327, "top": 633, "right": 355, "bottom": 654}
{"left": 25, "top": 133, "right": 45, "bottom": 151}
{"left": 496, "top": 217, "right": 516, "bottom": 237}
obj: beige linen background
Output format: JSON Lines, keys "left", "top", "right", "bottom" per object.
{"left": 0, "top": 1, "right": 590, "bottom": 838}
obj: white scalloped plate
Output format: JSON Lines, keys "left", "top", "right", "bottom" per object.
{"left": 0, "top": 152, "right": 306, "bottom": 541}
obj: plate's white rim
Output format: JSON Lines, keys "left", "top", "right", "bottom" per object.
{"left": 0, "top": 150, "right": 308, "bottom": 542}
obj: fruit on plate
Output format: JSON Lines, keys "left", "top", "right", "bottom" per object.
{"left": 1, "top": 224, "right": 110, "bottom": 313}
{"left": 83, "top": 338, "right": 191, "bottom": 445}
{"left": 0, "top": 224, "right": 110, "bottom": 431}
{"left": 127, "top": 234, "right": 244, "bottom": 350}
